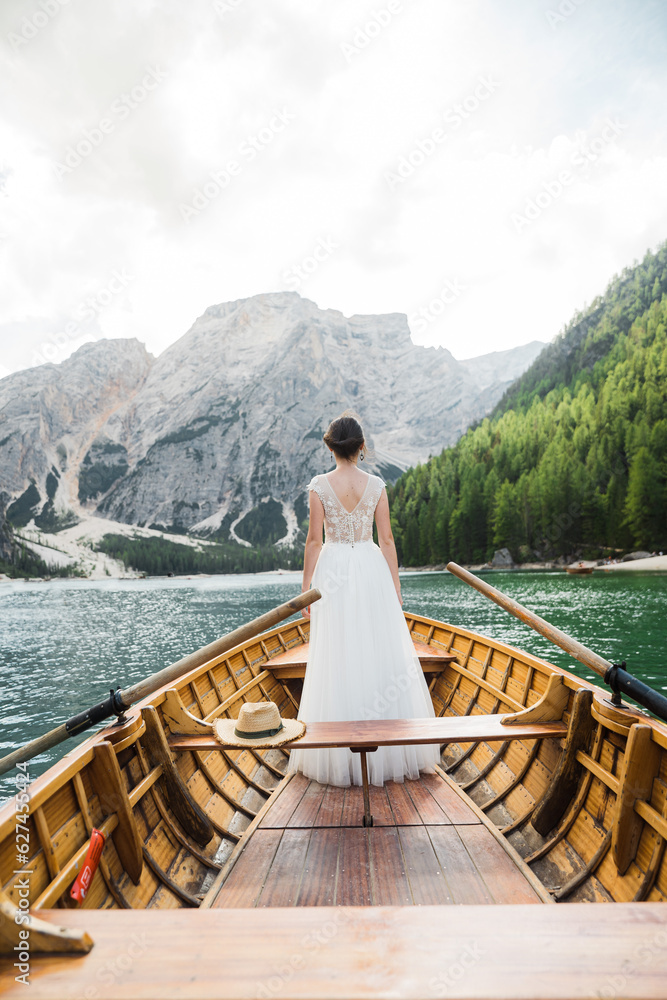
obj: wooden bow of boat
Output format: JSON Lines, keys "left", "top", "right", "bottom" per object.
{"left": 2, "top": 607, "right": 667, "bottom": 998}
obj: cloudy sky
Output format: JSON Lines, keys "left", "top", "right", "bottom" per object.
{"left": 1, "top": 0, "right": 666, "bottom": 377}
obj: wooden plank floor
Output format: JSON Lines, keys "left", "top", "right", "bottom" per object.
{"left": 209, "top": 774, "right": 543, "bottom": 908}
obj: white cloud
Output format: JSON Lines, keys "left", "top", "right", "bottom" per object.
{"left": 0, "top": 0, "right": 666, "bottom": 372}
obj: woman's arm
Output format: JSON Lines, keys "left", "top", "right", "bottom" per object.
{"left": 301, "top": 490, "right": 324, "bottom": 617}
{"left": 374, "top": 489, "right": 402, "bottom": 605}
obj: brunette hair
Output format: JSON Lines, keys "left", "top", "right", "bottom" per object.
{"left": 323, "top": 414, "right": 365, "bottom": 460}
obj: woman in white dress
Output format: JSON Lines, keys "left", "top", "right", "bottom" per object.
{"left": 288, "top": 414, "right": 440, "bottom": 787}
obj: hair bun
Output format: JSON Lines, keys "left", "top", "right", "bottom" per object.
{"left": 323, "top": 415, "right": 365, "bottom": 460}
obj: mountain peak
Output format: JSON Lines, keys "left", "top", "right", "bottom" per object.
{"left": 0, "top": 294, "right": 543, "bottom": 545}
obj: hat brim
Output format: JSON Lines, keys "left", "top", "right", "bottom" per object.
{"left": 213, "top": 716, "right": 306, "bottom": 749}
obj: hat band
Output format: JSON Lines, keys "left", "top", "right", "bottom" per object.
{"left": 234, "top": 722, "right": 284, "bottom": 740}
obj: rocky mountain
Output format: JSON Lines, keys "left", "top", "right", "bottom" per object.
{"left": 0, "top": 493, "right": 14, "bottom": 563}
{"left": 0, "top": 292, "right": 544, "bottom": 546}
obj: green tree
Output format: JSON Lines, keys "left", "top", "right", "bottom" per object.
{"left": 624, "top": 447, "right": 664, "bottom": 547}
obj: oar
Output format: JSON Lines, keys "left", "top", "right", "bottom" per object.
{"left": 446, "top": 562, "right": 667, "bottom": 723}
{"left": 0, "top": 588, "right": 320, "bottom": 776}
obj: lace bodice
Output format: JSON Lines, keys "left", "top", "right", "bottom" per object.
{"left": 308, "top": 473, "right": 386, "bottom": 545}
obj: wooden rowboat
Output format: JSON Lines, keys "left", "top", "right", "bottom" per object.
{"left": 566, "top": 563, "right": 595, "bottom": 574}
{"left": 2, "top": 594, "right": 667, "bottom": 998}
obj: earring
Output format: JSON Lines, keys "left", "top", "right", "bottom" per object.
{"left": 360, "top": 451, "right": 364, "bottom": 462}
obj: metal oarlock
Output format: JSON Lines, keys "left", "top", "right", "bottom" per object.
{"left": 606, "top": 661, "right": 626, "bottom": 707}
{"left": 0, "top": 589, "right": 321, "bottom": 776}
{"left": 64, "top": 685, "right": 128, "bottom": 737}
{"left": 603, "top": 661, "right": 667, "bottom": 723}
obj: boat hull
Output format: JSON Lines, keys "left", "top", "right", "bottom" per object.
{"left": 2, "top": 610, "right": 666, "bottom": 936}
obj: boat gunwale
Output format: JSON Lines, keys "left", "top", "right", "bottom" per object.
{"left": 0, "top": 617, "right": 309, "bottom": 831}
{"left": 3, "top": 609, "right": 667, "bottom": 919}
{"left": 407, "top": 611, "right": 667, "bottom": 743}
{"left": 4, "top": 609, "right": 667, "bottom": 833}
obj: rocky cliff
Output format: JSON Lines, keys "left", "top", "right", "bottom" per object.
{"left": 0, "top": 292, "right": 544, "bottom": 545}
{"left": 0, "top": 493, "right": 14, "bottom": 563}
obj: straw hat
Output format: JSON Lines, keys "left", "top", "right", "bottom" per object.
{"left": 214, "top": 701, "right": 306, "bottom": 748}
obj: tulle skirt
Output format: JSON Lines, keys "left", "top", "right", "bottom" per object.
{"left": 287, "top": 540, "right": 440, "bottom": 786}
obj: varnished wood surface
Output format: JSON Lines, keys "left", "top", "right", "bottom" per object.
{"left": 258, "top": 773, "right": 480, "bottom": 828}
{"left": 4, "top": 600, "right": 667, "bottom": 969}
{"left": 168, "top": 715, "right": 567, "bottom": 751}
{"left": 206, "top": 773, "right": 542, "bottom": 909}
{"left": 3, "top": 904, "right": 667, "bottom": 999}
{"left": 263, "top": 639, "right": 457, "bottom": 677}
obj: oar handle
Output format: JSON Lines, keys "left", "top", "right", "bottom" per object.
{"left": 0, "top": 725, "right": 69, "bottom": 779}
{"left": 445, "top": 562, "right": 612, "bottom": 680}
{"left": 0, "top": 588, "right": 321, "bottom": 777}
{"left": 120, "top": 588, "right": 321, "bottom": 706}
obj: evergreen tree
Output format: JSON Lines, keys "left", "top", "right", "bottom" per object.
{"left": 624, "top": 447, "right": 663, "bottom": 548}
{"left": 388, "top": 242, "right": 667, "bottom": 564}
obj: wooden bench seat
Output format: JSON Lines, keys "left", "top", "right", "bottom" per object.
{"left": 169, "top": 716, "right": 566, "bottom": 827}
{"left": 168, "top": 715, "right": 567, "bottom": 753}
{"left": 263, "top": 639, "right": 457, "bottom": 678}
{"left": 5, "top": 903, "right": 666, "bottom": 999}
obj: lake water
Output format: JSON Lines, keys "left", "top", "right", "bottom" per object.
{"left": 1, "top": 569, "right": 666, "bottom": 806}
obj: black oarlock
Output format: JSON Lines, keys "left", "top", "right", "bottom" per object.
{"left": 605, "top": 661, "right": 626, "bottom": 707}
{"left": 604, "top": 661, "right": 667, "bottom": 724}
{"left": 64, "top": 685, "right": 128, "bottom": 737}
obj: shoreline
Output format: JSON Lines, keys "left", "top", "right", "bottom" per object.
{"left": 3, "top": 558, "right": 667, "bottom": 585}
{"left": 3, "top": 512, "right": 667, "bottom": 585}
{"left": 400, "top": 555, "right": 667, "bottom": 574}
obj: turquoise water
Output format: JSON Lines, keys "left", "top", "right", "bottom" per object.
{"left": 1, "top": 569, "right": 665, "bottom": 806}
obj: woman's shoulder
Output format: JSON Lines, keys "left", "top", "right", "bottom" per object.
{"left": 307, "top": 473, "right": 326, "bottom": 491}
{"left": 369, "top": 472, "right": 386, "bottom": 489}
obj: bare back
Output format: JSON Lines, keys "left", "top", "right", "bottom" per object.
{"left": 323, "top": 465, "right": 370, "bottom": 514}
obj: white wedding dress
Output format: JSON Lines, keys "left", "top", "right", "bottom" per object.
{"left": 288, "top": 471, "right": 440, "bottom": 787}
